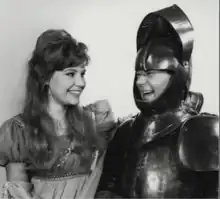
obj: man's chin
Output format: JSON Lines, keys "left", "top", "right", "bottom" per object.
{"left": 142, "top": 94, "right": 155, "bottom": 102}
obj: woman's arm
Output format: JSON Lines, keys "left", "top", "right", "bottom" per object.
{"left": 3, "top": 163, "right": 42, "bottom": 199}
{"left": 6, "top": 163, "right": 31, "bottom": 191}
{"left": 0, "top": 117, "right": 41, "bottom": 199}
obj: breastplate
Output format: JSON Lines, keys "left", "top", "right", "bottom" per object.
{"left": 120, "top": 118, "right": 197, "bottom": 198}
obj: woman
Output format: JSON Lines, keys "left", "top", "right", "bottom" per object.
{"left": 0, "top": 29, "right": 116, "bottom": 198}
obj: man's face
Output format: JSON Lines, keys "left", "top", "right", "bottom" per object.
{"left": 135, "top": 70, "right": 171, "bottom": 102}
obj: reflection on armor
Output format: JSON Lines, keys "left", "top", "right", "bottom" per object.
{"left": 136, "top": 4, "right": 194, "bottom": 64}
{"left": 95, "top": 4, "right": 219, "bottom": 199}
{"left": 120, "top": 114, "right": 219, "bottom": 198}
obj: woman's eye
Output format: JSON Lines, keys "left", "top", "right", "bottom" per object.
{"left": 66, "top": 72, "right": 75, "bottom": 77}
{"left": 81, "top": 72, "right": 86, "bottom": 77}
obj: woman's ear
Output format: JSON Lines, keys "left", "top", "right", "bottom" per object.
{"left": 41, "top": 81, "right": 49, "bottom": 92}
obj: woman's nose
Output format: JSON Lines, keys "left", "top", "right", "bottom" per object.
{"left": 74, "top": 74, "right": 85, "bottom": 87}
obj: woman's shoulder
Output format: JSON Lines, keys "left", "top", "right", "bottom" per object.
{"left": 0, "top": 114, "right": 27, "bottom": 165}
{"left": 0, "top": 114, "right": 25, "bottom": 131}
{"left": 0, "top": 114, "right": 25, "bottom": 134}
{"left": 0, "top": 114, "right": 26, "bottom": 147}
{"left": 0, "top": 114, "right": 27, "bottom": 149}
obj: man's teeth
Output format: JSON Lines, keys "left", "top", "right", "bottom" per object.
{"left": 144, "top": 91, "right": 153, "bottom": 94}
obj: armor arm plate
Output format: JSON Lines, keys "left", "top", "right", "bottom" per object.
{"left": 178, "top": 113, "right": 219, "bottom": 171}
{"left": 177, "top": 113, "right": 219, "bottom": 198}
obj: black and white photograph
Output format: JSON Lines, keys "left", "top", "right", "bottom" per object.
{"left": 0, "top": 0, "right": 219, "bottom": 198}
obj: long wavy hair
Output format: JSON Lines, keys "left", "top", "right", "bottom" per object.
{"left": 22, "top": 29, "right": 102, "bottom": 169}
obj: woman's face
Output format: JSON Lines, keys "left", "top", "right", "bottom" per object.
{"left": 48, "top": 66, "right": 86, "bottom": 106}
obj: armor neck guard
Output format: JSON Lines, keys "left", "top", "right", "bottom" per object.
{"left": 137, "top": 103, "right": 196, "bottom": 144}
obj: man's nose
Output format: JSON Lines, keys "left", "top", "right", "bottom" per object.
{"left": 136, "top": 75, "right": 148, "bottom": 85}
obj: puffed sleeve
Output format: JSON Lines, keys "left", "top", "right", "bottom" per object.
{"left": 84, "top": 100, "right": 117, "bottom": 141}
{"left": 0, "top": 116, "right": 26, "bottom": 167}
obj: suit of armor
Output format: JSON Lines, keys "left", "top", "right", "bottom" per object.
{"left": 95, "top": 4, "right": 219, "bottom": 198}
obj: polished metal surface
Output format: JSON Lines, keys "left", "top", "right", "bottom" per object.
{"left": 122, "top": 130, "right": 191, "bottom": 198}
{"left": 119, "top": 114, "right": 219, "bottom": 198}
{"left": 133, "top": 44, "right": 191, "bottom": 116}
{"left": 178, "top": 114, "right": 219, "bottom": 171}
{"left": 136, "top": 4, "right": 194, "bottom": 65}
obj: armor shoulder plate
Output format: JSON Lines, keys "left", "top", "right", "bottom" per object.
{"left": 178, "top": 113, "right": 219, "bottom": 171}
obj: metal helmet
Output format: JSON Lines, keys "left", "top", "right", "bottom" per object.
{"left": 134, "top": 4, "right": 194, "bottom": 115}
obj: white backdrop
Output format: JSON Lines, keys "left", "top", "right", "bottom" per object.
{"left": 0, "top": 0, "right": 219, "bottom": 186}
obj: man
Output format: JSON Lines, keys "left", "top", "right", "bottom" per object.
{"left": 95, "top": 4, "right": 219, "bottom": 198}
